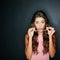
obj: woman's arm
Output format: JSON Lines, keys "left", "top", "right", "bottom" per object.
{"left": 25, "top": 34, "right": 32, "bottom": 60}
{"left": 25, "top": 27, "right": 35, "bottom": 60}
{"left": 46, "top": 27, "right": 56, "bottom": 58}
{"left": 49, "top": 36, "right": 56, "bottom": 58}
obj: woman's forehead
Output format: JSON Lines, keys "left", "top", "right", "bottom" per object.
{"left": 35, "top": 17, "right": 45, "bottom": 22}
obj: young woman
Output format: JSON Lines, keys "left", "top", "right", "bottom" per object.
{"left": 25, "top": 10, "right": 56, "bottom": 60}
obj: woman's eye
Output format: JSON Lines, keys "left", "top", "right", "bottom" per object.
{"left": 35, "top": 20, "right": 45, "bottom": 24}
{"left": 41, "top": 21, "right": 45, "bottom": 23}
{"left": 36, "top": 21, "right": 39, "bottom": 24}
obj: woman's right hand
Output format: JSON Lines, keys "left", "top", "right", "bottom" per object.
{"left": 28, "top": 27, "right": 35, "bottom": 38}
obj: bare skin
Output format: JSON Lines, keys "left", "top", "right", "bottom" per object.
{"left": 25, "top": 17, "right": 56, "bottom": 60}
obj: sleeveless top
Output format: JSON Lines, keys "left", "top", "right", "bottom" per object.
{"left": 30, "top": 34, "right": 49, "bottom": 60}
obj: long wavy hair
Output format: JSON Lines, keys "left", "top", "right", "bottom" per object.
{"left": 25, "top": 10, "right": 56, "bottom": 55}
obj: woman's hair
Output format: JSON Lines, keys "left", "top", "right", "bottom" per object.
{"left": 25, "top": 10, "right": 56, "bottom": 55}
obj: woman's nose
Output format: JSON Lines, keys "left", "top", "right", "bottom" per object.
{"left": 39, "top": 24, "right": 42, "bottom": 26}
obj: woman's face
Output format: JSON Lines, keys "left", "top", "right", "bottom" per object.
{"left": 34, "top": 17, "right": 45, "bottom": 30}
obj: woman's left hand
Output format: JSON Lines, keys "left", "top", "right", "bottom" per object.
{"left": 46, "top": 27, "right": 55, "bottom": 37}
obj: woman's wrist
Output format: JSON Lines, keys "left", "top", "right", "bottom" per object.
{"left": 49, "top": 35, "right": 52, "bottom": 41}
{"left": 29, "top": 36, "right": 32, "bottom": 40}
{"left": 49, "top": 35, "right": 52, "bottom": 38}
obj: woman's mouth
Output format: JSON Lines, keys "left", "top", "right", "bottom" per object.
{"left": 37, "top": 28, "right": 43, "bottom": 30}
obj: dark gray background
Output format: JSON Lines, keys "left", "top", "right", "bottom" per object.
{"left": 2, "top": 0, "right": 60, "bottom": 60}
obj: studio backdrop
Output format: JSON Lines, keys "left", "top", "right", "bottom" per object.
{"left": 2, "top": 0, "right": 60, "bottom": 60}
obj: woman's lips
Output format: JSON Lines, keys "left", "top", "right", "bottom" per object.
{"left": 37, "top": 28, "right": 43, "bottom": 30}
{"left": 35, "top": 28, "right": 47, "bottom": 32}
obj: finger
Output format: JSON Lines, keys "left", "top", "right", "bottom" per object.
{"left": 46, "top": 27, "right": 49, "bottom": 31}
{"left": 30, "top": 28, "right": 35, "bottom": 32}
{"left": 53, "top": 29, "right": 55, "bottom": 33}
{"left": 54, "top": 30, "right": 55, "bottom": 33}
{"left": 46, "top": 27, "right": 54, "bottom": 31}
{"left": 48, "top": 27, "right": 54, "bottom": 30}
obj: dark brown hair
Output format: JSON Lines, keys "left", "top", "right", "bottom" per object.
{"left": 25, "top": 10, "right": 56, "bottom": 55}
